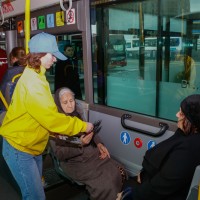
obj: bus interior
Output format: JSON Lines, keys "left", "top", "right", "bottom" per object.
{"left": 1, "top": 0, "right": 200, "bottom": 199}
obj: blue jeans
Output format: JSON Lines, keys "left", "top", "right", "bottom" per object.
{"left": 2, "top": 138, "right": 45, "bottom": 200}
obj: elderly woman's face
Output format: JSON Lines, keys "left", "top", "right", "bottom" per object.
{"left": 60, "top": 92, "right": 75, "bottom": 114}
{"left": 176, "top": 108, "right": 185, "bottom": 130}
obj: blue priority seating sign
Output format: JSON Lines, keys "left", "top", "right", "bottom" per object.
{"left": 147, "top": 140, "right": 156, "bottom": 150}
{"left": 120, "top": 131, "right": 131, "bottom": 145}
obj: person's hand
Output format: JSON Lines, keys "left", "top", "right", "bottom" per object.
{"left": 116, "top": 192, "right": 123, "bottom": 200}
{"left": 97, "top": 143, "right": 110, "bottom": 159}
{"left": 80, "top": 132, "right": 94, "bottom": 146}
{"left": 116, "top": 187, "right": 133, "bottom": 200}
{"left": 85, "top": 122, "right": 94, "bottom": 133}
{"left": 137, "top": 173, "right": 141, "bottom": 184}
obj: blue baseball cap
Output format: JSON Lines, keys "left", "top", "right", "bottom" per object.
{"left": 28, "top": 32, "right": 67, "bottom": 60}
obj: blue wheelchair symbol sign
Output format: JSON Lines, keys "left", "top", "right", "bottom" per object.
{"left": 147, "top": 140, "right": 156, "bottom": 150}
{"left": 120, "top": 131, "right": 131, "bottom": 145}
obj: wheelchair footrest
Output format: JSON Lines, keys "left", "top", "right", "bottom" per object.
{"left": 43, "top": 168, "right": 65, "bottom": 190}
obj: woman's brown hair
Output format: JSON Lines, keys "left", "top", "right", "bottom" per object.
{"left": 9, "top": 47, "right": 26, "bottom": 66}
{"left": 21, "top": 53, "right": 47, "bottom": 73}
{"left": 182, "top": 117, "right": 197, "bottom": 135}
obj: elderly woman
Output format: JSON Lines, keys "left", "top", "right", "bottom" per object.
{"left": 120, "top": 94, "right": 200, "bottom": 200}
{"left": 50, "top": 87, "right": 127, "bottom": 200}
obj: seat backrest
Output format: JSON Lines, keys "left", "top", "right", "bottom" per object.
{"left": 186, "top": 165, "right": 200, "bottom": 200}
{"left": 48, "top": 139, "right": 84, "bottom": 186}
{"left": 4, "top": 73, "right": 22, "bottom": 105}
{"left": 0, "top": 66, "right": 24, "bottom": 109}
{"left": 75, "top": 99, "right": 89, "bottom": 121}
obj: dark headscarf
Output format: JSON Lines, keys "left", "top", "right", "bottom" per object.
{"left": 54, "top": 87, "right": 82, "bottom": 119}
{"left": 55, "top": 87, "right": 98, "bottom": 147}
{"left": 181, "top": 94, "right": 200, "bottom": 130}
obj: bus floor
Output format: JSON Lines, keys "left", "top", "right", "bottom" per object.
{"left": 1, "top": 152, "right": 136, "bottom": 200}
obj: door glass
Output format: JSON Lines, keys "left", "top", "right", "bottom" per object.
{"left": 91, "top": 0, "right": 200, "bottom": 121}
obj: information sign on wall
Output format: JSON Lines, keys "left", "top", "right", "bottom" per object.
{"left": 47, "top": 14, "right": 55, "bottom": 28}
{"left": 31, "top": 17, "right": 37, "bottom": 31}
{"left": 66, "top": 9, "right": 76, "bottom": 25}
{"left": 38, "top": 15, "right": 46, "bottom": 29}
{"left": 56, "top": 11, "right": 64, "bottom": 26}
{"left": 17, "top": 21, "right": 23, "bottom": 33}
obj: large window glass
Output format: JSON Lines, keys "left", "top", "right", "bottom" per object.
{"left": 91, "top": 0, "right": 200, "bottom": 121}
{"left": 46, "top": 34, "right": 84, "bottom": 100}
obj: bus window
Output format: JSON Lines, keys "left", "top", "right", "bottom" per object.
{"left": 125, "top": 38, "right": 140, "bottom": 58}
{"left": 107, "top": 35, "right": 127, "bottom": 67}
{"left": 170, "top": 38, "right": 180, "bottom": 46}
{"left": 132, "top": 39, "right": 139, "bottom": 47}
{"left": 91, "top": 0, "right": 200, "bottom": 121}
{"left": 144, "top": 38, "right": 157, "bottom": 59}
{"left": 126, "top": 42, "right": 131, "bottom": 49}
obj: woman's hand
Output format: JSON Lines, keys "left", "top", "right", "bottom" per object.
{"left": 80, "top": 132, "right": 94, "bottom": 146}
{"left": 85, "top": 122, "right": 94, "bottom": 133}
{"left": 97, "top": 143, "right": 110, "bottom": 159}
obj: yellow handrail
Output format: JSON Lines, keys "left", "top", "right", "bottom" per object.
{"left": 0, "top": 91, "right": 8, "bottom": 110}
{"left": 12, "top": 73, "right": 22, "bottom": 83}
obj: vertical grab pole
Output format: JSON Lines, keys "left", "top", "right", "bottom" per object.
{"left": 25, "top": 0, "right": 30, "bottom": 53}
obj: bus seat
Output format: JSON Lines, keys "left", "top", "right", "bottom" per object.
{"left": 186, "top": 165, "right": 200, "bottom": 200}
{"left": 75, "top": 99, "right": 89, "bottom": 121}
{"left": 48, "top": 139, "right": 85, "bottom": 186}
{"left": 46, "top": 100, "right": 89, "bottom": 188}
{"left": 4, "top": 73, "right": 22, "bottom": 105}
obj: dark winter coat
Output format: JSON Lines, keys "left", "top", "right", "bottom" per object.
{"left": 54, "top": 57, "right": 82, "bottom": 99}
{"left": 131, "top": 128, "right": 200, "bottom": 200}
{"left": 0, "top": 65, "right": 24, "bottom": 97}
{"left": 0, "top": 64, "right": 24, "bottom": 110}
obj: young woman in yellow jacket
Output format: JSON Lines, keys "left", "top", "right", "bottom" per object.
{"left": 0, "top": 32, "right": 93, "bottom": 200}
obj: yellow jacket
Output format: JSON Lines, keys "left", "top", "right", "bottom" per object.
{"left": 0, "top": 66, "right": 87, "bottom": 155}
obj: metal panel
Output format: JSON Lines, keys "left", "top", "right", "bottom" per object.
{"left": 5, "top": 30, "right": 17, "bottom": 58}
{"left": 89, "top": 110, "right": 174, "bottom": 176}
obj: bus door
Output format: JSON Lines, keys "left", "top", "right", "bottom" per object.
{"left": 89, "top": 0, "right": 200, "bottom": 179}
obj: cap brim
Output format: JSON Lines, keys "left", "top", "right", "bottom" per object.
{"left": 53, "top": 51, "right": 67, "bottom": 60}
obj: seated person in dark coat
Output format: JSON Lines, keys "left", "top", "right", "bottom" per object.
{"left": 0, "top": 47, "right": 25, "bottom": 109}
{"left": 119, "top": 94, "right": 200, "bottom": 200}
{"left": 50, "top": 87, "right": 127, "bottom": 200}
